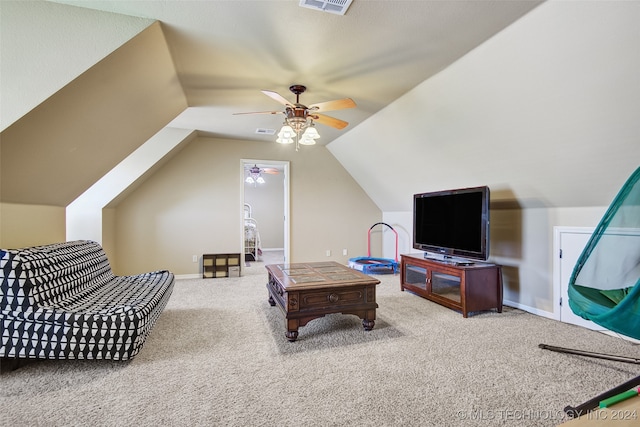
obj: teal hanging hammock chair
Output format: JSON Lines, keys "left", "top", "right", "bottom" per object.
{"left": 568, "top": 165, "right": 640, "bottom": 339}
{"left": 540, "top": 165, "right": 640, "bottom": 417}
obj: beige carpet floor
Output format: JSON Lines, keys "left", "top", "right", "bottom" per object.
{"left": 1, "top": 263, "right": 639, "bottom": 426}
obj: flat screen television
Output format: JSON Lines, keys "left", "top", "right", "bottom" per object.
{"left": 413, "top": 186, "right": 490, "bottom": 262}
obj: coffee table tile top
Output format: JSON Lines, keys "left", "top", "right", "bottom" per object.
{"left": 270, "top": 262, "right": 379, "bottom": 288}
{"left": 280, "top": 268, "right": 314, "bottom": 276}
{"left": 314, "top": 266, "right": 347, "bottom": 273}
{"left": 277, "top": 262, "right": 338, "bottom": 270}
{"left": 280, "top": 265, "right": 353, "bottom": 283}
{"left": 325, "top": 273, "right": 362, "bottom": 281}
{"left": 289, "top": 276, "right": 326, "bottom": 284}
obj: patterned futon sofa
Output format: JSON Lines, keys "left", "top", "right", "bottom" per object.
{"left": 0, "top": 240, "right": 174, "bottom": 361}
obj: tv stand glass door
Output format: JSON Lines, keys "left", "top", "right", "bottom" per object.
{"left": 431, "top": 271, "right": 461, "bottom": 304}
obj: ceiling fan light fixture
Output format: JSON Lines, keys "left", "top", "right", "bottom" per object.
{"left": 299, "top": 125, "right": 320, "bottom": 145}
{"left": 303, "top": 125, "right": 320, "bottom": 139}
{"left": 245, "top": 164, "right": 271, "bottom": 186}
{"left": 236, "top": 85, "right": 354, "bottom": 149}
{"left": 276, "top": 125, "right": 295, "bottom": 144}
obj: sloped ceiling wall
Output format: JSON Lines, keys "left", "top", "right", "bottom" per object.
{"left": 1, "top": 21, "right": 187, "bottom": 206}
{"left": 2, "top": 1, "right": 638, "bottom": 214}
{"left": 0, "top": 0, "right": 154, "bottom": 131}
{"left": 328, "top": 1, "right": 640, "bottom": 211}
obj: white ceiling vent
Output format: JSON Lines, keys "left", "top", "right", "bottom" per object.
{"left": 255, "top": 128, "right": 276, "bottom": 135}
{"left": 299, "top": 0, "right": 353, "bottom": 16}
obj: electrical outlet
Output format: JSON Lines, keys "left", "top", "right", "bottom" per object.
{"left": 192, "top": 255, "right": 197, "bottom": 263}
{"left": 326, "top": 250, "right": 331, "bottom": 257}
{"left": 343, "top": 249, "right": 348, "bottom": 256}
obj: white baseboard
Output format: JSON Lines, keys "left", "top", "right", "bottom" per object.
{"left": 504, "top": 300, "right": 555, "bottom": 320}
{"left": 599, "top": 330, "right": 640, "bottom": 343}
{"left": 175, "top": 273, "right": 200, "bottom": 280}
{"left": 505, "top": 301, "right": 640, "bottom": 343}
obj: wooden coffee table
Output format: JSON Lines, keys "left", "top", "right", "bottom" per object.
{"left": 266, "top": 262, "right": 380, "bottom": 342}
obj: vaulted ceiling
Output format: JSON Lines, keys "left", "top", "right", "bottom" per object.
{"left": 48, "top": 0, "right": 542, "bottom": 144}
{"left": 1, "top": 0, "right": 545, "bottom": 207}
{"left": 6, "top": 1, "right": 637, "bottom": 212}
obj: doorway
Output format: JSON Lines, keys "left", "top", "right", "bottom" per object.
{"left": 241, "top": 159, "right": 290, "bottom": 266}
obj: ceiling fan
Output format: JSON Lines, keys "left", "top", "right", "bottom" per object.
{"left": 246, "top": 164, "right": 279, "bottom": 175}
{"left": 233, "top": 85, "right": 356, "bottom": 148}
{"left": 245, "top": 164, "right": 278, "bottom": 185}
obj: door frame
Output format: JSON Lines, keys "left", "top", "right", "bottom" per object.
{"left": 553, "top": 226, "right": 640, "bottom": 342}
{"left": 240, "top": 159, "right": 290, "bottom": 265}
{"left": 552, "top": 226, "right": 603, "bottom": 328}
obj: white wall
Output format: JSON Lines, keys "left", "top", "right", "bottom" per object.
{"left": 330, "top": 1, "right": 640, "bottom": 212}
{"left": 112, "top": 137, "right": 381, "bottom": 276}
{"left": 331, "top": 1, "right": 640, "bottom": 315}
{"left": 384, "top": 206, "right": 607, "bottom": 316}
{"left": 0, "top": 0, "right": 153, "bottom": 130}
{"left": 66, "top": 127, "right": 195, "bottom": 243}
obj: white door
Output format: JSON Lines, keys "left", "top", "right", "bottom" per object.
{"left": 554, "top": 227, "right": 606, "bottom": 332}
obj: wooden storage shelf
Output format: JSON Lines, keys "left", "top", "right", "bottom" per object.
{"left": 400, "top": 253, "right": 503, "bottom": 317}
{"left": 203, "top": 253, "right": 241, "bottom": 278}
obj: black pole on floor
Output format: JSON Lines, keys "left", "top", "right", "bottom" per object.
{"left": 539, "top": 344, "right": 640, "bottom": 418}
{"left": 563, "top": 374, "right": 640, "bottom": 418}
{"left": 539, "top": 343, "right": 640, "bottom": 365}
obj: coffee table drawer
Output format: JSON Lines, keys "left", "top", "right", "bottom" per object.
{"left": 300, "top": 287, "right": 368, "bottom": 309}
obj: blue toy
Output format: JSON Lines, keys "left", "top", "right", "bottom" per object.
{"left": 349, "top": 222, "right": 399, "bottom": 274}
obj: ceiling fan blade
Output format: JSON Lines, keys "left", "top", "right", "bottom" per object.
{"left": 312, "top": 113, "right": 349, "bottom": 130}
{"left": 309, "top": 98, "right": 356, "bottom": 113}
{"left": 261, "top": 90, "right": 293, "bottom": 106}
{"left": 262, "top": 168, "right": 279, "bottom": 175}
{"left": 232, "top": 111, "right": 283, "bottom": 115}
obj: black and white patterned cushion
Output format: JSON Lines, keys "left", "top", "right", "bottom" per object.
{"left": 1, "top": 240, "right": 174, "bottom": 360}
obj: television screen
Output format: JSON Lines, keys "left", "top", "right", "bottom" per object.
{"left": 413, "top": 186, "right": 489, "bottom": 261}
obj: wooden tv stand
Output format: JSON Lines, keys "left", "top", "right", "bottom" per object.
{"left": 400, "top": 254, "right": 503, "bottom": 317}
